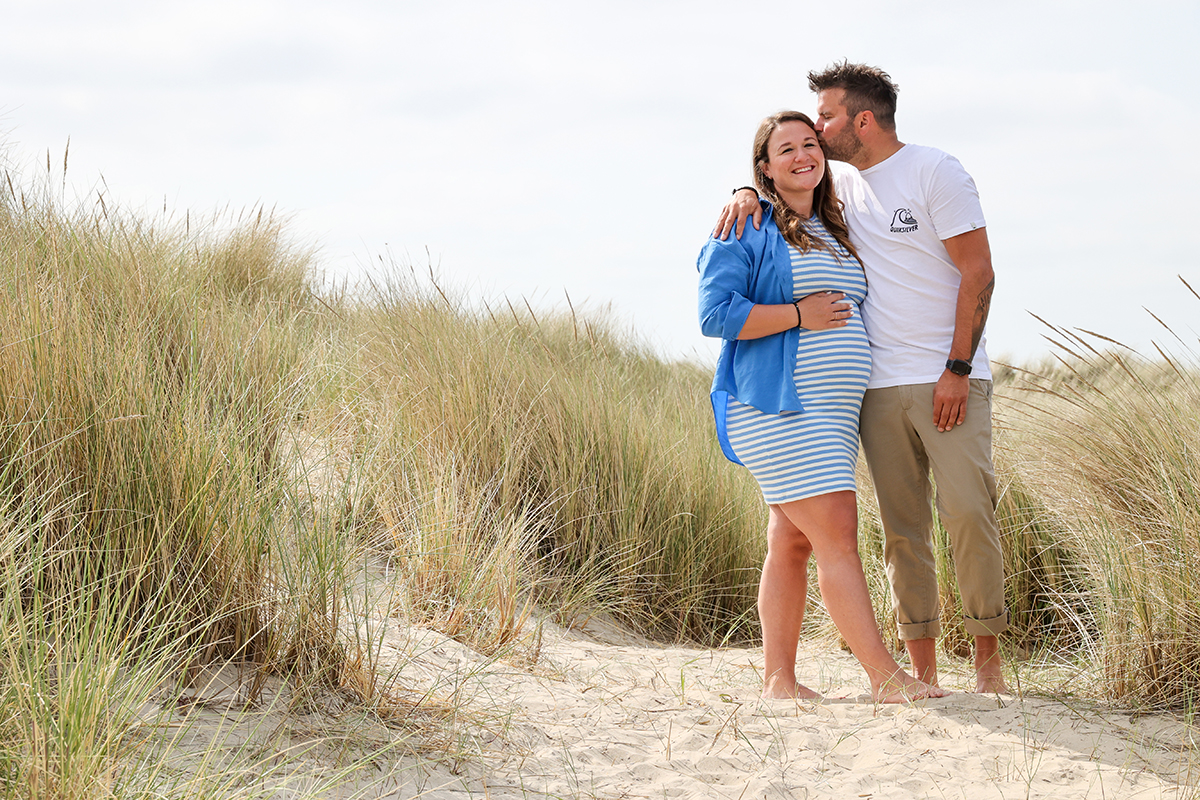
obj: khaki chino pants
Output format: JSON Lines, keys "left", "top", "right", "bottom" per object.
{"left": 859, "top": 379, "right": 1009, "bottom": 641}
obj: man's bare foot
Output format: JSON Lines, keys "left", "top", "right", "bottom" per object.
{"left": 975, "top": 673, "right": 1008, "bottom": 694}
{"left": 762, "top": 676, "right": 822, "bottom": 700}
{"left": 872, "top": 672, "right": 952, "bottom": 704}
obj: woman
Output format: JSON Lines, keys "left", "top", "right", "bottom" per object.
{"left": 697, "top": 111, "right": 945, "bottom": 702}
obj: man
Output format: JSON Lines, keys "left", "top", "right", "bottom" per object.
{"left": 715, "top": 61, "right": 1008, "bottom": 693}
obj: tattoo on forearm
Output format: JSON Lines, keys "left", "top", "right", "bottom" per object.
{"left": 970, "top": 278, "right": 995, "bottom": 357}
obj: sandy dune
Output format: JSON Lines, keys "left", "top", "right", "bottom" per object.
{"left": 322, "top": 615, "right": 1197, "bottom": 799}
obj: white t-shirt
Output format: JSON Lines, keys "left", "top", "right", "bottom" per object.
{"left": 831, "top": 144, "right": 991, "bottom": 389}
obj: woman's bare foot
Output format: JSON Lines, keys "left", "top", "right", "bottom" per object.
{"left": 871, "top": 671, "right": 951, "bottom": 703}
{"left": 762, "top": 675, "right": 822, "bottom": 700}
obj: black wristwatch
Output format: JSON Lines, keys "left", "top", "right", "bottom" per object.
{"left": 945, "top": 358, "right": 972, "bottom": 377}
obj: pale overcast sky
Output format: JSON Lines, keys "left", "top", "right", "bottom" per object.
{"left": 4, "top": 0, "right": 1198, "bottom": 366}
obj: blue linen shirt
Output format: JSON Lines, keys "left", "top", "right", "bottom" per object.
{"left": 697, "top": 209, "right": 805, "bottom": 465}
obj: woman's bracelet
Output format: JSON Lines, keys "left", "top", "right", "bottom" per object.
{"left": 793, "top": 301, "right": 802, "bottom": 328}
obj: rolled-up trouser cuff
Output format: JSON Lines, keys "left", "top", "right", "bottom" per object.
{"left": 897, "top": 619, "right": 942, "bottom": 641}
{"left": 964, "top": 609, "right": 1010, "bottom": 637}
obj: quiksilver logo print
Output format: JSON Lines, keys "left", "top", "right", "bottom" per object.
{"left": 890, "top": 208, "right": 918, "bottom": 233}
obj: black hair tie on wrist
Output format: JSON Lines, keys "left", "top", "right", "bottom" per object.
{"left": 793, "top": 301, "right": 802, "bottom": 328}
{"left": 733, "top": 186, "right": 758, "bottom": 197}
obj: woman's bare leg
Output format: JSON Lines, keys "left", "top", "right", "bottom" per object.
{"left": 759, "top": 505, "right": 820, "bottom": 699}
{"left": 777, "top": 491, "right": 949, "bottom": 703}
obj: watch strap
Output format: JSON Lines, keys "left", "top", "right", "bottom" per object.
{"left": 946, "top": 358, "right": 973, "bottom": 376}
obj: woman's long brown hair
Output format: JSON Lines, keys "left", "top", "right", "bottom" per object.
{"left": 752, "top": 111, "right": 862, "bottom": 266}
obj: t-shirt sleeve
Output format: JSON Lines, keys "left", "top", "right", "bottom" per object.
{"left": 925, "top": 154, "right": 986, "bottom": 241}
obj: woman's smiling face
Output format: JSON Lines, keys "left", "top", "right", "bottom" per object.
{"left": 759, "top": 120, "right": 825, "bottom": 201}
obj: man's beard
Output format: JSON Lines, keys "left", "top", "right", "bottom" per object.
{"left": 823, "top": 129, "right": 863, "bottom": 163}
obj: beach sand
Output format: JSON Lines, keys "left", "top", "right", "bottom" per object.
{"left": 385, "top": 618, "right": 1196, "bottom": 799}
{"left": 157, "top": 611, "right": 1198, "bottom": 799}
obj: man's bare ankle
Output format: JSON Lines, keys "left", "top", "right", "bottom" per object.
{"left": 904, "top": 637, "right": 939, "bottom": 686}
{"left": 973, "top": 635, "right": 1007, "bottom": 693}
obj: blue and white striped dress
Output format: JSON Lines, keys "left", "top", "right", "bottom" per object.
{"left": 723, "top": 221, "right": 870, "bottom": 503}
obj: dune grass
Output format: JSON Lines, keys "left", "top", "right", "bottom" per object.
{"left": 0, "top": 171, "right": 416, "bottom": 798}
{"left": 344, "top": 268, "right": 766, "bottom": 646}
{"left": 0, "top": 158, "right": 769, "bottom": 796}
{"left": 991, "top": 300, "right": 1200, "bottom": 708}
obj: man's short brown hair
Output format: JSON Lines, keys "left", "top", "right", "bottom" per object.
{"left": 807, "top": 60, "right": 899, "bottom": 131}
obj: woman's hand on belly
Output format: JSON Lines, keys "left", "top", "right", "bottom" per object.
{"left": 796, "top": 291, "right": 852, "bottom": 331}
